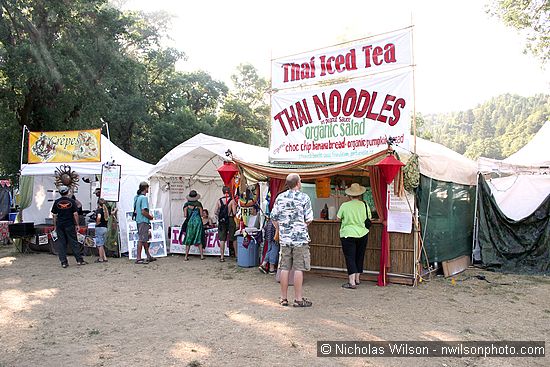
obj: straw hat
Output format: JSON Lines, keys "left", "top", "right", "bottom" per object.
{"left": 186, "top": 190, "right": 201, "bottom": 201}
{"left": 345, "top": 183, "right": 366, "bottom": 197}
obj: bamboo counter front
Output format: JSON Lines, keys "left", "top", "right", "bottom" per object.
{"left": 308, "top": 219, "right": 416, "bottom": 284}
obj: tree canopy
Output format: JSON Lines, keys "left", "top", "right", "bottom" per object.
{"left": 420, "top": 94, "right": 549, "bottom": 160}
{"left": 0, "top": 0, "right": 269, "bottom": 177}
{"left": 487, "top": 0, "right": 550, "bottom": 64}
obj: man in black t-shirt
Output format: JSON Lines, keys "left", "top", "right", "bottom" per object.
{"left": 51, "top": 186, "right": 87, "bottom": 268}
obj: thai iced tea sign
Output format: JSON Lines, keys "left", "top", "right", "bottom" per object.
{"left": 269, "top": 70, "right": 412, "bottom": 162}
{"left": 271, "top": 28, "right": 412, "bottom": 90}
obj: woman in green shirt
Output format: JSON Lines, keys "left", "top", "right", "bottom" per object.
{"left": 336, "top": 183, "right": 372, "bottom": 289}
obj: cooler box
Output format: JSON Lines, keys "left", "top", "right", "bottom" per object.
{"left": 237, "top": 235, "right": 259, "bottom": 268}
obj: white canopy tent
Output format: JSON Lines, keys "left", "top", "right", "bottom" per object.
{"left": 148, "top": 133, "right": 269, "bottom": 228}
{"left": 20, "top": 135, "right": 154, "bottom": 253}
{"left": 478, "top": 121, "right": 550, "bottom": 220}
{"left": 396, "top": 136, "right": 478, "bottom": 185}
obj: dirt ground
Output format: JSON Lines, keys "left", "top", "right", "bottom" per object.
{"left": 0, "top": 244, "right": 548, "bottom": 367}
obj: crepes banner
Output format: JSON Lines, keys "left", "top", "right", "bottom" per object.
{"left": 28, "top": 129, "right": 101, "bottom": 163}
{"left": 271, "top": 28, "right": 412, "bottom": 90}
{"left": 269, "top": 70, "right": 412, "bottom": 162}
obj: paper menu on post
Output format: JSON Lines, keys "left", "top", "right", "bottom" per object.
{"left": 387, "top": 182, "right": 414, "bottom": 233}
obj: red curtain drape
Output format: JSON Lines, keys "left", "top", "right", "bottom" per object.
{"left": 369, "top": 167, "right": 390, "bottom": 286}
{"left": 268, "top": 178, "right": 286, "bottom": 212}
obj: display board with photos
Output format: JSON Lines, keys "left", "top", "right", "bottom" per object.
{"left": 125, "top": 208, "right": 167, "bottom": 260}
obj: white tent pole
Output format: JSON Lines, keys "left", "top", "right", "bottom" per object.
{"left": 100, "top": 119, "right": 114, "bottom": 162}
{"left": 100, "top": 118, "right": 111, "bottom": 141}
{"left": 19, "top": 125, "right": 28, "bottom": 169}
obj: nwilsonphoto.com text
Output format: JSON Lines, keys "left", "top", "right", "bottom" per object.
{"left": 317, "top": 341, "right": 545, "bottom": 358}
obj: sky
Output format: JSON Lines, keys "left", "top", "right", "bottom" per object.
{"left": 122, "top": 0, "right": 549, "bottom": 115}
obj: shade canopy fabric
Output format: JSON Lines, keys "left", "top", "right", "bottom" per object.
{"left": 478, "top": 121, "right": 550, "bottom": 175}
{"left": 147, "top": 134, "right": 269, "bottom": 229}
{"left": 148, "top": 133, "right": 269, "bottom": 179}
{"left": 503, "top": 121, "right": 550, "bottom": 167}
{"left": 476, "top": 122, "right": 550, "bottom": 220}
{"left": 395, "top": 137, "right": 477, "bottom": 186}
{"left": 235, "top": 137, "right": 476, "bottom": 186}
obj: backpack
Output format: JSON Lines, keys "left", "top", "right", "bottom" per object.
{"left": 218, "top": 197, "right": 232, "bottom": 224}
{"left": 132, "top": 195, "right": 142, "bottom": 221}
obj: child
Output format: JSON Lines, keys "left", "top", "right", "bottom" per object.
{"left": 259, "top": 216, "right": 279, "bottom": 274}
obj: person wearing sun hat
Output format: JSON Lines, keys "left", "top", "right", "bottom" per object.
{"left": 179, "top": 190, "right": 205, "bottom": 261}
{"left": 337, "top": 183, "right": 372, "bottom": 289}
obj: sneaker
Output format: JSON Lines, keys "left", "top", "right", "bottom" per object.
{"left": 61, "top": 263, "right": 69, "bottom": 268}
{"left": 269, "top": 270, "right": 277, "bottom": 274}
{"left": 258, "top": 265, "right": 268, "bottom": 274}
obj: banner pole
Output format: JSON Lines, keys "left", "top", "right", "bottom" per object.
{"left": 100, "top": 118, "right": 111, "bottom": 141}
{"left": 19, "top": 125, "right": 28, "bottom": 170}
{"left": 411, "top": 13, "right": 417, "bottom": 155}
{"left": 410, "top": 13, "right": 419, "bottom": 285}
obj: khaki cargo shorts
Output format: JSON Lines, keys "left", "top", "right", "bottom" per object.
{"left": 279, "top": 245, "right": 311, "bottom": 271}
{"left": 137, "top": 222, "right": 151, "bottom": 242}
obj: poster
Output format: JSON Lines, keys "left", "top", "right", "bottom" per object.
{"left": 387, "top": 182, "right": 414, "bottom": 233}
{"left": 100, "top": 164, "right": 121, "bottom": 202}
{"left": 125, "top": 208, "right": 167, "bottom": 260}
{"left": 170, "top": 226, "right": 229, "bottom": 257}
{"left": 269, "top": 70, "right": 412, "bottom": 162}
{"left": 28, "top": 129, "right": 101, "bottom": 163}
{"left": 272, "top": 28, "right": 412, "bottom": 90}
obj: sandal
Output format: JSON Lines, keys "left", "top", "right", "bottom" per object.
{"left": 135, "top": 259, "right": 148, "bottom": 264}
{"left": 200, "top": 257, "right": 205, "bottom": 260}
{"left": 219, "top": 258, "right": 225, "bottom": 262}
{"left": 279, "top": 298, "right": 289, "bottom": 307}
{"left": 94, "top": 258, "right": 104, "bottom": 263}
{"left": 293, "top": 298, "right": 313, "bottom": 307}
{"left": 184, "top": 257, "right": 189, "bottom": 261}
{"left": 76, "top": 261, "right": 88, "bottom": 266}
{"left": 147, "top": 257, "right": 157, "bottom": 262}
{"left": 341, "top": 282, "right": 356, "bottom": 289}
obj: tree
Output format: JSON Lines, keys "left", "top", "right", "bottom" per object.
{"left": 487, "top": 0, "right": 550, "bottom": 64}
{"left": 0, "top": 1, "right": 234, "bottom": 175}
{"left": 215, "top": 64, "right": 270, "bottom": 146}
{"left": 421, "top": 93, "right": 549, "bottom": 159}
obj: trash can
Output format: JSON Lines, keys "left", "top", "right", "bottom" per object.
{"left": 237, "top": 235, "right": 259, "bottom": 268}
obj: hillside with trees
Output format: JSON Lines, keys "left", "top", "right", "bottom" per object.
{"left": 419, "top": 94, "right": 549, "bottom": 160}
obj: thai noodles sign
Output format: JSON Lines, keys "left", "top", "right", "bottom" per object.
{"left": 28, "top": 129, "right": 101, "bottom": 163}
{"left": 271, "top": 28, "right": 412, "bottom": 90}
{"left": 269, "top": 70, "right": 412, "bottom": 162}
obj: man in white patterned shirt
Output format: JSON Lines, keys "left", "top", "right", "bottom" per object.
{"left": 271, "top": 173, "right": 314, "bottom": 307}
